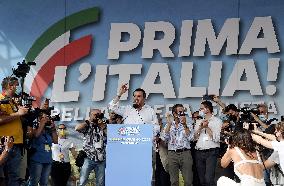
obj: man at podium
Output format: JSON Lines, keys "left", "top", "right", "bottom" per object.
{"left": 108, "top": 83, "right": 160, "bottom": 135}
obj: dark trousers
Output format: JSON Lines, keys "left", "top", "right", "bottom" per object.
{"left": 155, "top": 152, "right": 171, "bottom": 186}
{"left": 191, "top": 142, "right": 200, "bottom": 186}
{"left": 51, "top": 161, "right": 71, "bottom": 186}
{"left": 195, "top": 148, "right": 219, "bottom": 186}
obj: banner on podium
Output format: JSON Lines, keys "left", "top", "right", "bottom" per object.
{"left": 106, "top": 124, "right": 153, "bottom": 186}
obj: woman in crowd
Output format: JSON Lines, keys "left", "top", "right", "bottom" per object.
{"left": 27, "top": 113, "right": 58, "bottom": 186}
{"left": 252, "top": 121, "right": 284, "bottom": 172}
{"left": 217, "top": 129, "right": 265, "bottom": 186}
{"left": 51, "top": 123, "right": 77, "bottom": 186}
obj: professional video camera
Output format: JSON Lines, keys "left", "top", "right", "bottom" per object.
{"left": 20, "top": 97, "right": 59, "bottom": 129}
{"left": 240, "top": 107, "right": 259, "bottom": 119}
{"left": 11, "top": 60, "right": 36, "bottom": 107}
{"left": 239, "top": 107, "right": 260, "bottom": 130}
{"left": 12, "top": 60, "right": 35, "bottom": 78}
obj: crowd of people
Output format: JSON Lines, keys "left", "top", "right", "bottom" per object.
{"left": 0, "top": 76, "right": 284, "bottom": 186}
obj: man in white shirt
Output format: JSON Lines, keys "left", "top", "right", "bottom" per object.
{"left": 108, "top": 84, "right": 160, "bottom": 185}
{"left": 194, "top": 100, "right": 222, "bottom": 186}
{"left": 108, "top": 83, "right": 159, "bottom": 135}
{"left": 252, "top": 121, "right": 284, "bottom": 173}
{"left": 162, "top": 104, "right": 194, "bottom": 186}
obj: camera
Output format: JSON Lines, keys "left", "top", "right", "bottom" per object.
{"left": 0, "top": 136, "right": 14, "bottom": 145}
{"left": 17, "top": 92, "right": 36, "bottom": 108}
{"left": 22, "top": 105, "right": 56, "bottom": 127}
{"left": 12, "top": 60, "right": 36, "bottom": 78}
{"left": 202, "top": 94, "right": 214, "bottom": 101}
{"left": 239, "top": 107, "right": 259, "bottom": 124}
{"left": 44, "top": 114, "right": 61, "bottom": 129}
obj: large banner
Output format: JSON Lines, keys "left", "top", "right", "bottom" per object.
{"left": 106, "top": 124, "right": 153, "bottom": 186}
{"left": 0, "top": 0, "right": 283, "bottom": 128}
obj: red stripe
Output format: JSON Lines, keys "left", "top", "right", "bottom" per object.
{"left": 30, "top": 35, "right": 92, "bottom": 107}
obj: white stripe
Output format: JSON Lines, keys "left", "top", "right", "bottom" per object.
{"left": 25, "top": 31, "right": 70, "bottom": 93}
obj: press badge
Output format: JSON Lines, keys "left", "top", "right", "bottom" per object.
{"left": 44, "top": 144, "right": 51, "bottom": 152}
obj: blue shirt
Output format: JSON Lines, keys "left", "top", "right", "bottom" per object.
{"left": 30, "top": 132, "right": 53, "bottom": 164}
{"left": 162, "top": 121, "right": 194, "bottom": 151}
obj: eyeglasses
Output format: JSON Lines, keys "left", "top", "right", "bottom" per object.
{"left": 58, "top": 128, "right": 66, "bottom": 130}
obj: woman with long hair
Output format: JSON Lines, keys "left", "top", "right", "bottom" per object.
{"left": 217, "top": 129, "right": 265, "bottom": 186}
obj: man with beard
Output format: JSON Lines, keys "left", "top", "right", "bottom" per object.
{"left": 108, "top": 83, "right": 159, "bottom": 135}
{"left": 108, "top": 84, "right": 160, "bottom": 185}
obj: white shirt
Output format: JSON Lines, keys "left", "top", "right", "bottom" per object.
{"left": 108, "top": 99, "right": 160, "bottom": 135}
{"left": 52, "top": 138, "right": 75, "bottom": 162}
{"left": 195, "top": 116, "right": 222, "bottom": 150}
{"left": 271, "top": 141, "right": 284, "bottom": 171}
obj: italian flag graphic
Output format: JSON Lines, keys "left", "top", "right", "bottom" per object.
{"left": 24, "top": 7, "right": 99, "bottom": 107}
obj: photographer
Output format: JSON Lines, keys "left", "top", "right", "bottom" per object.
{"left": 212, "top": 98, "right": 242, "bottom": 181}
{"left": 27, "top": 112, "right": 58, "bottom": 186}
{"left": 0, "top": 76, "right": 29, "bottom": 186}
{"left": 212, "top": 96, "right": 241, "bottom": 131}
{"left": 250, "top": 104, "right": 269, "bottom": 131}
{"left": 252, "top": 121, "right": 284, "bottom": 172}
{"left": 75, "top": 109, "right": 107, "bottom": 186}
{"left": 217, "top": 129, "right": 265, "bottom": 186}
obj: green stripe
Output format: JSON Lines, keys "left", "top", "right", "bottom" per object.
{"left": 25, "top": 7, "right": 100, "bottom": 62}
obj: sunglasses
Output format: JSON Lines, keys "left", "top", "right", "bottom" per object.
{"left": 58, "top": 128, "right": 66, "bottom": 130}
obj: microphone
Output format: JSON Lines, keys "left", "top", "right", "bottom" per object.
{"left": 133, "top": 99, "right": 139, "bottom": 109}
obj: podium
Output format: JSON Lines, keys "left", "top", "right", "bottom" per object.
{"left": 106, "top": 124, "right": 153, "bottom": 186}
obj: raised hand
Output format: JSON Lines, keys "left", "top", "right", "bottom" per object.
{"left": 118, "top": 83, "right": 128, "bottom": 96}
